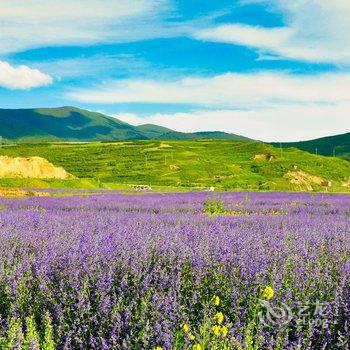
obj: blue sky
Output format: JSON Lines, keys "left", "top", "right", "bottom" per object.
{"left": 0, "top": 0, "right": 349, "bottom": 141}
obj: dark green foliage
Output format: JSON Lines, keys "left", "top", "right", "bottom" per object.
{"left": 274, "top": 132, "right": 350, "bottom": 160}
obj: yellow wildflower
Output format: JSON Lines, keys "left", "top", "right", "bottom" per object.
{"left": 193, "top": 344, "right": 202, "bottom": 350}
{"left": 262, "top": 286, "right": 274, "bottom": 300}
{"left": 220, "top": 325, "right": 229, "bottom": 338}
{"left": 212, "top": 295, "right": 220, "bottom": 306}
{"left": 182, "top": 323, "right": 189, "bottom": 333}
{"left": 154, "top": 347, "right": 163, "bottom": 350}
{"left": 189, "top": 333, "right": 196, "bottom": 341}
{"left": 212, "top": 324, "right": 220, "bottom": 337}
{"left": 215, "top": 311, "right": 224, "bottom": 325}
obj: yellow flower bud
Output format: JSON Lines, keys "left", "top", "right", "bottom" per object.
{"left": 212, "top": 324, "right": 220, "bottom": 337}
{"left": 220, "top": 325, "right": 229, "bottom": 338}
{"left": 193, "top": 344, "right": 202, "bottom": 350}
{"left": 262, "top": 286, "right": 274, "bottom": 300}
{"left": 212, "top": 295, "right": 220, "bottom": 306}
{"left": 215, "top": 311, "right": 224, "bottom": 325}
{"left": 189, "top": 333, "right": 196, "bottom": 341}
{"left": 182, "top": 323, "right": 189, "bottom": 333}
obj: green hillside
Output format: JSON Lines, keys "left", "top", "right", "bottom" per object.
{"left": 0, "top": 140, "right": 349, "bottom": 192}
{"left": 136, "top": 124, "right": 174, "bottom": 139}
{"left": 0, "top": 107, "right": 250, "bottom": 142}
{"left": 275, "top": 132, "right": 350, "bottom": 160}
{"left": 0, "top": 107, "right": 147, "bottom": 142}
{"left": 158, "top": 131, "right": 251, "bottom": 141}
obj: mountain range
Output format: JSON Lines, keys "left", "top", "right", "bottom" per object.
{"left": 0, "top": 107, "right": 250, "bottom": 143}
{"left": 0, "top": 106, "right": 349, "bottom": 160}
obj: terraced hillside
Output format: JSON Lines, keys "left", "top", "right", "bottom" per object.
{"left": 0, "top": 140, "right": 349, "bottom": 192}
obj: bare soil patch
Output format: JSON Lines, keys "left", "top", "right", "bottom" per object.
{"left": 0, "top": 156, "right": 72, "bottom": 179}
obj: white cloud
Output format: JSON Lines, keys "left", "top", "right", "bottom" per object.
{"left": 2, "top": 0, "right": 350, "bottom": 66}
{"left": 194, "top": 0, "right": 350, "bottom": 64}
{"left": 0, "top": 61, "right": 52, "bottom": 89}
{"left": 0, "top": 0, "right": 170, "bottom": 53}
{"left": 117, "top": 104, "right": 350, "bottom": 142}
{"left": 69, "top": 71, "right": 350, "bottom": 141}
{"left": 195, "top": 24, "right": 292, "bottom": 50}
{"left": 68, "top": 72, "right": 350, "bottom": 107}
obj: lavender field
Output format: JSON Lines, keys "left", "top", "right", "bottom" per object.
{"left": 0, "top": 192, "right": 349, "bottom": 349}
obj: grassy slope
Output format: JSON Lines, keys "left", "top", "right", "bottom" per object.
{"left": 0, "top": 140, "right": 349, "bottom": 192}
{"left": 275, "top": 132, "right": 350, "bottom": 160}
